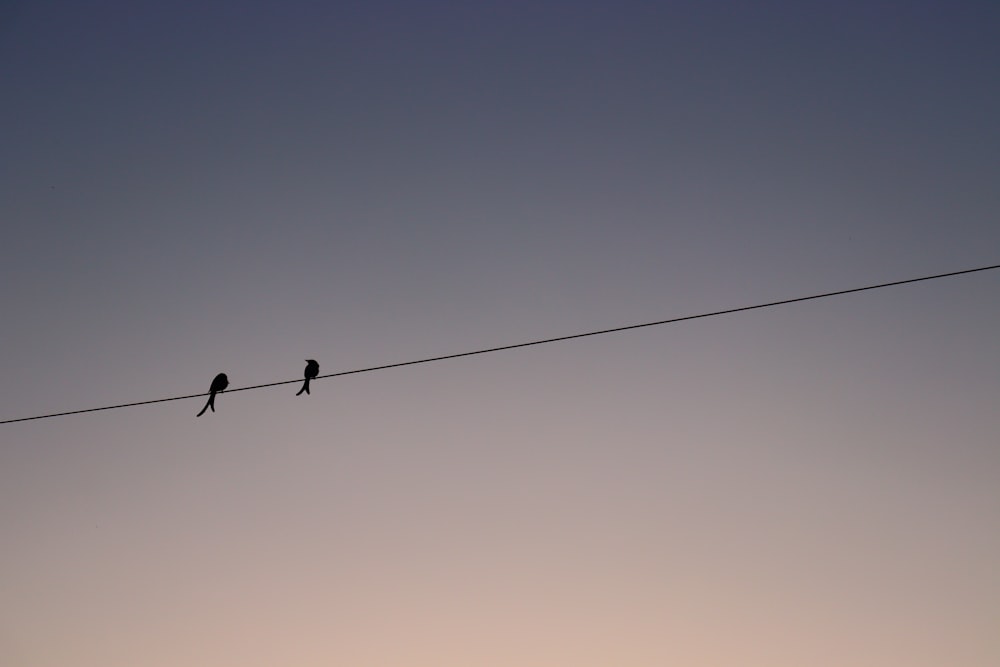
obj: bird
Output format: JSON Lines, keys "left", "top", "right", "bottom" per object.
{"left": 196, "top": 373, "right": 229, "bottom": 417}
{"left": 297, "top": 359, "right": 319, "bottom": 396}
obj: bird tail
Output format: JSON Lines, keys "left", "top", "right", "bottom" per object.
{"left": 296, "top": 378, "right": 311, "bottom": 396}
{"left": 196, "top": 393, "right": 215, "bottom": 417}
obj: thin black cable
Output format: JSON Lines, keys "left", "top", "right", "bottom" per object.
{"left": 2, "top": 263, "right": 998, "bottom": 425}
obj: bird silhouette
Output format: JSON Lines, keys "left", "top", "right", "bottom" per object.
{"left": 196, "top": 373, "right": 229, "bottom": 417}
{"left": 297, "top": 359, "right": 319, "bottom": 396}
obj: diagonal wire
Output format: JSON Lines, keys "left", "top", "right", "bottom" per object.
{"left": 2, "top": 263, "right": 998, "bottom": 425}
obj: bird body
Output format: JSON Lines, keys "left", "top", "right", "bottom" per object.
{"left": 297, "top": 359, "right": 319, "bottom": 396}
{"left": 196, "top": 373, "right": 229, "bottom": 416}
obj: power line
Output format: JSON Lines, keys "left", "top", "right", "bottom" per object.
{"left": 2, "top": 263, "right": 998, "bottom": 426}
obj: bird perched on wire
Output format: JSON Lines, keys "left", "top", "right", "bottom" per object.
{"left": 196, "top": 373, "right": 229, "bottom": 416}
{"left": 297, "top": 359, "right": 319, "bottom": 396}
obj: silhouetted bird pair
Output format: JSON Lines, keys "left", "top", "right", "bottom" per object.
{"left": 196, "top": 359, "right": 319, "bottom": 417}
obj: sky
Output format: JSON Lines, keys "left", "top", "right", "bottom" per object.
{"left": 1, "top": 1, "right": 998, "bottom": 665}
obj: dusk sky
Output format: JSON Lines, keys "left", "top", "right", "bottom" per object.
{"left": 2, "top": 1, "right": 998, "bottom": 665}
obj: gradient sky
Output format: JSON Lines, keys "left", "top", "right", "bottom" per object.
{"left": 2, "top": 2, "right": 999, "bottom": 665}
